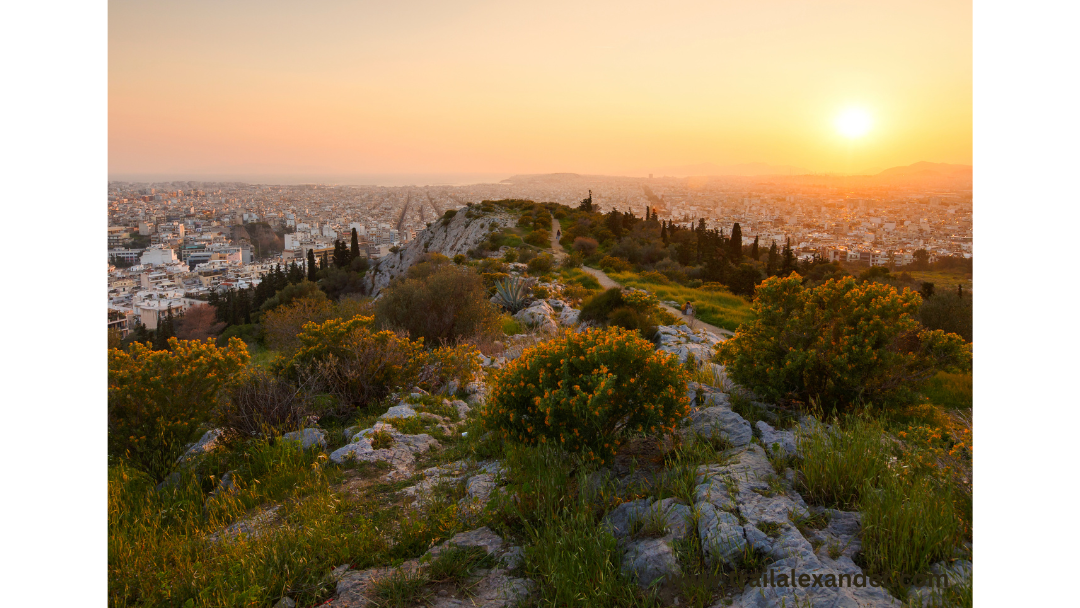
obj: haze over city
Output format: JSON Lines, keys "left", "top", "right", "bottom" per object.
{"left": 109, "top": 0, "right": 972, "bottom": 183}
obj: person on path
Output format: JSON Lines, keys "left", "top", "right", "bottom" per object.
{"left": 556, "top": 229, "right": 561, "bottom": 239}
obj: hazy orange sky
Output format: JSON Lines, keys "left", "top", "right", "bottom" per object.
{"left": 109, "top": 0, "right": 971, "bottom": 179}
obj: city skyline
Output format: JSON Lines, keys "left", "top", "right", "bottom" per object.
{"left": 109, "top": 0, "right": 972, "bottom": 179}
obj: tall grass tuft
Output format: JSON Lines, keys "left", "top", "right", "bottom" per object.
{"left": 795, "top": 414, "right": 891, "bottom": 510}
{"left": 858, "top": 473, "right": 964, "bottom": 596}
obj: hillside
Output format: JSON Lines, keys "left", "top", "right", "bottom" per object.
{"left": 109, "top": 199, "right": 973, "bottom": 608}
{"left": 363, "top": 208, "right": 518, "bottom": 296}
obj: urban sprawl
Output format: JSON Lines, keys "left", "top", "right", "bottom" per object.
{"left": 107, "top": 173, "right": 972, "bottom": 338}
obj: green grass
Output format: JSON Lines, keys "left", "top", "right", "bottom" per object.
{"left": 796, "top": 414, "right": 892, "bottom": 510}
{"left": 605, "top": 271, "right": 753, "bottom": 331}
{"left": 858, "top": 473, "right": 965, "bottom": 598}
{"left": 919, "top": 372, "right": 972, "bottom": 410}
{"left": 501, "top": 315, "right": 525, "bottom": 336}
{"left": 108, "top": 431, "right": 472, "bottom": 608}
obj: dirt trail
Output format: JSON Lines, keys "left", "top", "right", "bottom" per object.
{"left": 551, "top": 220, "right": 733, "bottom": 339}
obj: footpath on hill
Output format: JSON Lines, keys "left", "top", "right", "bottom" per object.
{"left": 550, "top": 219, "right": 734, "bottom": 339}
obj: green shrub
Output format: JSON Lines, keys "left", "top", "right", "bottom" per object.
{"left": 502, "top": 248, "right": 519, "bottom": 263}
{"left": 441, "top": 209, "right": 457, "bottom": 225}
{"left": 716, "top": 274, "right": 971, "bottom": 410}
{"left": 453, "top": 253, "right": 467, "bottom": 264}
{"left": 108, "top": 338, "right": 250, "bottom": 480}
{"left": 599, "top": 256, "right": 633, "bottom": 273}
{"left": 375, "top": 262, "right": 501, "bottom": 345}
{"left": 277, "top": 315, "right": 428, "bottom": 412}
{"left": 579, "top": 288, "right": 625, "bottom": 324}
{"left": 481, "top": 326, "right": 690, "bottom": 464}
{"left": 526, "top": 254, "right": 554, "bottom": 274}
{"left": 919, "top": 292, "right": 973, "bottom": 342}
{"left": 525, "top": 228, "right": 551, "bottom": 247}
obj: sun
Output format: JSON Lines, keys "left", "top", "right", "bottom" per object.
{"left": 835, "top": 107, "right": 873, "bottom": 139}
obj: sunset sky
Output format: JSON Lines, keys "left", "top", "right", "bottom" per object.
{"left": 109, "top": 0, "right": 972, "bottom": 180}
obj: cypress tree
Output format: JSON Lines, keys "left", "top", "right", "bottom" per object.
{"left": 957, "top": 284, "right": 963, "bottom": 298}
{"left": 307, "top": 249, "right": 318, "bottom": 281}
{"left": 319, "top": 253, "right": 327, "bottom": 271}
{"left": 781, "top": 238, "right": 796, "bottom": 275}
{"left": 766, "top": 241, "right": 779, "bottom": 276}
{"left": 751, "top": 235, "right": 759, "bottom": 260}
{"left": 350, "top": 228, "right": 360, "bottom": 261}
{"left": 730, "top": 223, "right": 743, "bottom": 260}
{"left": 660, "top": 221, "right": 668, "bottom": 245}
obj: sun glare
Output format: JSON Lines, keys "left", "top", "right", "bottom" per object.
{"left": 835, "top": 108, "right": 872, "bottom": 139}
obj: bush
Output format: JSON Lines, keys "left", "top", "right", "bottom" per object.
{"left": 259, "top": 280, "right": 325, "bottom": 313}
{"left": 919, "top": 292, "right": 973, "bottom": 342}
{"left": 524, "top": 229, "right": 550, "bottom": 247}
{"left": 502, "top": 249, "right": 519, "bottom": 263}
{"left": 481, "top": 326, "right": 690, "bottom": 464}
{"left": 278, "top": 315, "right": 427, "bottom": 412}
{"left": 441, "top": 209, "right": 457, "bottom": 225}
{"left": 108, "top": 338, "right": 250, "bottom": 479}
{"left": 599, "top": 256, "right": 632, "bottom": 273}
{"left": 572, "top": 237, "right": 599, "bottom": 256}
{"left": 578, "top": 288, "right": 626, "bottom": 325}
{"left": 453, "top": 254, "right": 467, "bottom": 264}
{"left": 375, "top": 262, "right": 501, "bottom": 345}
{"left": 262, "top": 296, "right": 368, "bottom": 355}
{"left": 560, "top": 252, "right": 583, "bottom": 269}
{"left": 526, "top": 254, "right": 554, "bottom": 274}
{"left": 716, "top": 274, "right": 971, "bottom": 410}
{"left": 218, "top": 368, "right": 314, "bottom": 438}
{"left": 279, "top": 315, "right": 479, "bottom": 412}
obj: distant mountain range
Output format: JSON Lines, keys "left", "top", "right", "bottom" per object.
{"left": 873, "top": 161, "right": 972, "bottom": 180}
{"left": 504, "top": 161, "right": 972, "bottom": 186}
{"left": 646, "top": 162, "right": 807, "bottom": 177}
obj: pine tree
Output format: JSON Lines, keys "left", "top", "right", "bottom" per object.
{"left": 307, "top": 249, "right": 318, "bottom": 281}
{"left": 730, "top": 223, "right": 743, "bottom": 260}
{"left": 751, "top": 235, "right": 759, "bottom": 260}
{"left": 350, "top": 228, "right": 360, "bottom": 261}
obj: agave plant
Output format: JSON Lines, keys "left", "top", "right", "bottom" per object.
{"left": 494, "top": 276, "right": 534, "bottom": 313}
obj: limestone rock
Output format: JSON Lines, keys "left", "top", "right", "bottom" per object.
{"left": 622, "top": 537, "right": 681, "bottom": 587}
{"left": 756, "top": 421, "right": 798, "bottom": 459}
{"left": 696, "top": 503, "right": 747, "bottom": 567}
{"left": 281, "top": 428, "right": 327, "bottom": 450}
{"left": 177, "top": 428, "right": 224, "bottom": 464}
{"left": 684, "top": 406, "right": 753, "bottom": 447}
{"left": 379, "top": 404, "right": 418, "bottom": 421}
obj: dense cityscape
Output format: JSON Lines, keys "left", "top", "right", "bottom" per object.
{"left": 107, "top": 168, "right": 972, "bottom": 338}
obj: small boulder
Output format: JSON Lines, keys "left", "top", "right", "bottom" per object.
{"left": 281, "top": 428, "right": 327, "bottom": 450}
{"left": 379, "top": 404, "right": 418, "bottom": 421}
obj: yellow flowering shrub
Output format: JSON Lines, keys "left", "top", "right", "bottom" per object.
{"left": 108, "top": 337, "right": 250, "bottom": 479}
{"left": 481, "top": 326, "right": 690, "bottom": 464}
{"left": 715, "top": 274, "right": 971, "bottom": 410}
{"left": 277, "top": 314, "right": 480, "bottom": 411}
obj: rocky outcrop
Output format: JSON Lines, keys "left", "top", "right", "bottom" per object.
{"left": 364, "top": 209, "right": 518, "bottom": 296}
{"left": 328, "top": 527, "right": 533, "bottom": 608}
{"left": 654, "top": 324, "right": 725, "bottom": 364}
